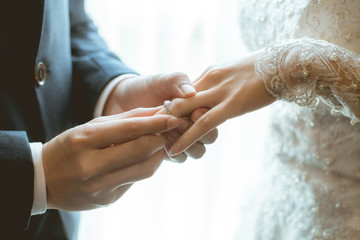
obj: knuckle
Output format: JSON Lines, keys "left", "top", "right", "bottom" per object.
{"left": 66, "top": 124, "right": 95, "bottom": 149}
{"left": 90, "top": 116, "right": 105, "bottom": 123}
{"left": 205, "top": 68, "right": 221, "bottom": 79}
{"left": 77, "top": 161, "right": 94, "bottom": 180}
{"left": 201, "top": 65, "right": 215, "bottom": 77}
{"left": 166, "top": 72, "right": 191, "bottom": 91}
{"left": 170, "top": 98, "right": 185, "bottom": 116}
{"left": 197, "top": 115, "right": 212, "bottom": 128}
{"left": 82, "top": 123, "right": 96, "bottom": 138}
{"left": 63, "top": 130, "right": 77, "bottom": 145}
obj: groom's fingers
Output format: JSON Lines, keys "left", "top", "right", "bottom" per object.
{"left": 89, "top": 115, "right": 179, "bottom": 148}
{"left": 91, "top": 107, "right": 163, "bottom": 124}
{"left": 169, "top": 105, "right": 226, "bottom": 156}
{"left": 185, "top": 142, "right": 206, "bottom": 159}
{"left": 164, "top": 130, "right": 188, "bottom": 163}
{"left": 165, "top": 129, "right": 206, "bottom": 159}
{"left": 164, "top": 106, "right": 218, "bottom": 146}
{"left": 153, "top": 73, "right": 197, "bottom": 99}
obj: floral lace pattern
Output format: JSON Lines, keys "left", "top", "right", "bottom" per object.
{"left": 255, "top": 37, "right": 360, "bottom": 124}
{"left": 238, "top": 0, "right": 360, "bottom": 239}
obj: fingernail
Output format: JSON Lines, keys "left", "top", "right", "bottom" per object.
{"left": 169, "top": 143, "right": 181, "bottom": 156}
{"left": 167, "top": 117, "right": 179, "bottom": 130}
{"left": 179, "top": 84, "right": 196, "bottom": 96}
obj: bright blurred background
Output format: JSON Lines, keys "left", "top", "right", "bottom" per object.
{"left": 79, "top": 0, "right": 270, "bottom": 239}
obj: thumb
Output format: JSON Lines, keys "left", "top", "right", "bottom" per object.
{"left": 161, "top": 72, "right": 197, "bottom": 98}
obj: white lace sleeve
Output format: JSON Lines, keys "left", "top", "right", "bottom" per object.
{"left": 255, "top": 37, "right": 360, "bottom": 125}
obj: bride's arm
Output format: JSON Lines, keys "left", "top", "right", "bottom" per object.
{"left": 167, "top": 37, "right": 360, "bottom": 155}
{"left": 256, "top": 37, "right": 360, "bottom": 123}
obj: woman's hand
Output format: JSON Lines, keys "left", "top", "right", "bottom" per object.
{"left": 102, "top": 72, "right": 218, "bottom": 162}
{"left": 167, "top": 50, "right": 275, "bottom": 156}
{"left": 155, "top": 107, "right": 218, "bottom": 162}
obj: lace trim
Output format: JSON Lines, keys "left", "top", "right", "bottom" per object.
{"left": 255, "top": 38, "right": 360, "bottom": 125}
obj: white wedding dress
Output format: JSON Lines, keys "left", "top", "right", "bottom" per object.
{"left": 239, "top": 0, "right": 360, "bottom": 239}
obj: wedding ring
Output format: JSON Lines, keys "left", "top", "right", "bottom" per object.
{"left": 164, "top": 100, "right": 172, "bottom": 115}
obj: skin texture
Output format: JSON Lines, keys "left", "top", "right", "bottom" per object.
{"left": 42, "top": 72, "right": 218, "bottom": 211}
{"left": 43, "top": 108, "right": 180, "bottom": 210}
{"left": 104, "top": 73, "right": 218, "bottom": 162}
{"left": 167, "top": 50, "right": 275, "bottom": 156}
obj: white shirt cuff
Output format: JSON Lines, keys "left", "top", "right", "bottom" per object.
{"left": 93, "top": 74, "right": 138, "bottom": 118}
{"left": 30, "top": 142, "right": 47, "bottom": 215}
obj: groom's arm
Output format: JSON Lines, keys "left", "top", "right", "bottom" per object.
{"left": 69, "top": 0, "right": 138, "bottom": 123}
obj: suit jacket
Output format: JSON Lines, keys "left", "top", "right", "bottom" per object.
{"left": 0, "top": 0, "right": 136, "bottom": 239}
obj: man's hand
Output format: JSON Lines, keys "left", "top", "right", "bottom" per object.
{"left": 102, "top": 73, "right": 218, "bottom": 162}
{"left": 42, "top": 108, "right": 180, "bottom": 211}
{"left": 103, "top": 73, "right": 196, "bottom": 116}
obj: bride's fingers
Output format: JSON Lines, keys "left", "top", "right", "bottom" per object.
{"left": 169, "top": 105, "right": 226, "bottom": 156}
{"left": 164, "top": 131, "right": 188, "bottom": 163}
{"left": 191, "top": 108, "right": 219, "bottom": 145}
{"left": 193, "top": 65, "right": 233, "bottom": 92}
{"left": 192, "top": 66, "right": 213, "bottom": 85}
{"left": 165, "top": 129, "right": 206, "bottom": 159}
{"left": 191, "top": 108, "right": 209, "bottom": 122}
{"left": 156, "top": 91, "right": 215, "bottom": 119}
{"left": 170, "top": 91, "right": 214, "bottom": 118}
{"left": 174, "top": 121, "right": 217, "bottom": 144}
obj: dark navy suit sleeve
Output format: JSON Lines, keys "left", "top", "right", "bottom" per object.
{"left": 0, "top": 131, "right": 34, "bottom": 230}
{"left": 70, "top": 0, "right": 138, "bottom": 122}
